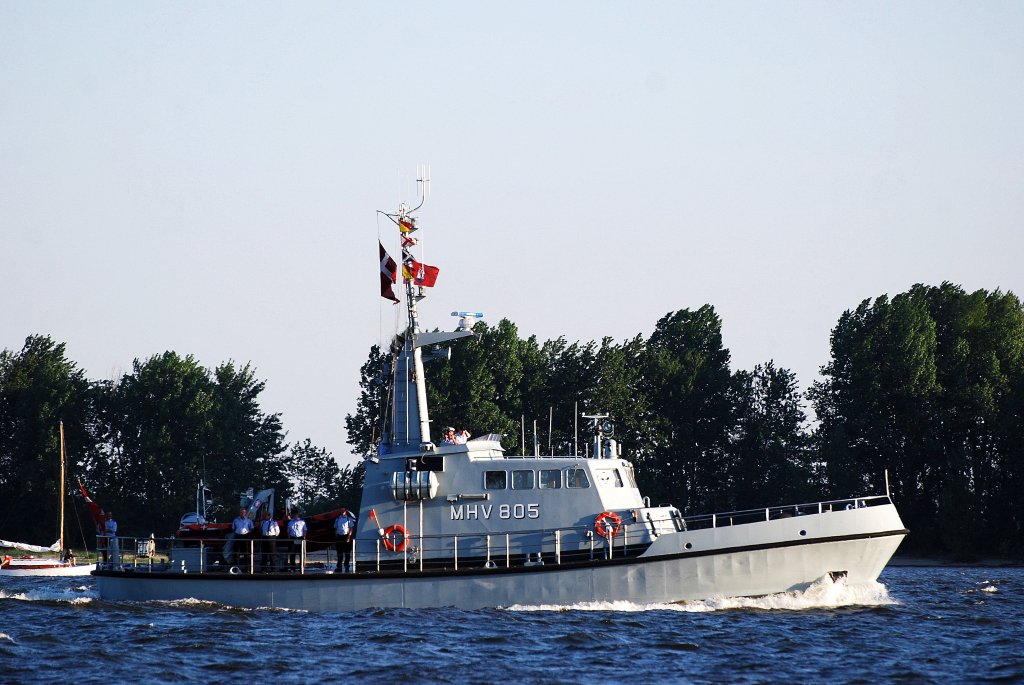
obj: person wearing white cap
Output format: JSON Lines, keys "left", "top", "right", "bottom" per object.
{"left": 441, "top": 427, "right": 457, "bottom": 445}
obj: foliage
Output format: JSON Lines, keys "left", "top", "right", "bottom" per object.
{"left": 0, "top": 335, "right": 98, "bottom": 545}
{"left": 810, "top": 283, "right": 1024, "bottom": 557}
{"left": 90, "top": 353, "right": 290, "bottom": 534}
{"left": 728, "top": 362, "right": 815, "bottom": 508}
{"left": 343, "top": 345, "right": 390, "bottom": 457}
{"left": 5, "top": 280, "right": 1022, "bottom": 558}
{"left": 287, "top": 438, "right": 363, "bottom": 513}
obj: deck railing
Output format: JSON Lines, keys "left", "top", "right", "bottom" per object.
{"left": 95, "top": 494, "right": 892, "bottom": 576}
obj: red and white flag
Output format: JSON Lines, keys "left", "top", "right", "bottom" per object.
{"left": 379, "top": 242, "right": 399, "bottom": 303}
{"left": 402, "top": 260, "right": 440, "bottom": 288}
{"left": 78, "top": 480, "right": 107, "bottom": 531}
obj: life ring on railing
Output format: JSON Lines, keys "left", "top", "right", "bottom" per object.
{"left": 382, "top": 524, "right": 408, "bottom": 552}
{"left": 594, "top": 511, "right": 622, "bottom": 538}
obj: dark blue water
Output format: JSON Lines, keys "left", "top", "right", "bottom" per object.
{"left": 1, "top": 566, "right": 1020, "bottom": 684}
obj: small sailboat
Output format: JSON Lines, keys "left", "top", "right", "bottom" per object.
{"left": 0, "top": 422, "right": 96, "bottom": 577}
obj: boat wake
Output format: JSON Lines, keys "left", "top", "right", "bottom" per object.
{"left": 506, "top": 576, "right": 895, "bottom": 613}
{"left": 0, "top": 586, "right": 98, "bottom": 605}
{"left": 153, "top": 597, "right": 229, "bottom": 609}
{"left": 148, "top": 597, "right": 308, "bottom": 613}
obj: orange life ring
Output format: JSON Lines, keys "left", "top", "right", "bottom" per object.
{"left": 594, "top": 511, "right": 622, "bottom": 538}
{"left": 382, "top": 524, "right": 408, "bottom": 552}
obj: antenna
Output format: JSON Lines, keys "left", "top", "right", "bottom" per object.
{"left": 452, "top": 311, "right": 485, "bottom": 331}
{"left": 410, "top": 164, "right": 431, "bottom": 212}
{"left": 418, "top": 164, "right": 431, "bottom": 199}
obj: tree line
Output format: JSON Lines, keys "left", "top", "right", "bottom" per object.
{"left": 0, "top": 340, "right": 359, "bottom": 546}
{"left": 4, "top": 281, "right": 1021, "bottom": 558}
{"left": 346, "top": 282, "right": 1024, "bottom": 558}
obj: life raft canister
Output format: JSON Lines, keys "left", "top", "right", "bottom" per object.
{"left": 594, "top": 511, "right": 622, "bottom": 538}
{"left": 382, "top": 524, "right": 408, "bottom": 552}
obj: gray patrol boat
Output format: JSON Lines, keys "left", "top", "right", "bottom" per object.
{"left": 95, "top": 184, "right": 908, "bottom": 610}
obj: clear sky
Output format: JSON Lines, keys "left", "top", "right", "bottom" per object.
{"left": 3, "top": 2, "right": 1022, "bottom": 466}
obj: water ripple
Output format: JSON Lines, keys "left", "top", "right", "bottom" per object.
{"left": 0, "top": 567, "right": 1021, "bottom": 684}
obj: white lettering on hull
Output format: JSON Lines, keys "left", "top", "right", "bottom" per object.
{"left": 450, "top": 503, "right": 540, "bottom": 520}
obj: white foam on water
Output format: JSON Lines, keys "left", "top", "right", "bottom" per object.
{"left": 0, "top": 587, "right": 97, "bottom": 604}
{"left": 979, "top": 585, "right": 998, "bottom": 593}
{"left": 0, "top": 633, "right": 16, "bottom": 643}
{"left": 148, "top": 597, "right": 306, "bottom": 613}
{"left": 506, "top": 576, "right": 895, "bottom": 613}
{"left": 154, "top": 597, "right": 225, "bottom": 609}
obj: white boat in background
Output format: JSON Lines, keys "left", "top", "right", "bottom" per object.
{"left": 0, "top": 422, "right": 95, "bottom": 578}
{"left": 96, "top": 175, "right": 908, "bottom": 609}
{"left": 0, "top": 553, "right": 94, "bottom": 577}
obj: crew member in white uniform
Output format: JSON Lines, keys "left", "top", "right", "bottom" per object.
{"left": 287, "top": 509, "right": 307, "bottom": 571}
{"left": 260, "top": 510, "right": 280, "bottom": 572}
{"left": 223, "top": 507, "right": 254, "bottom": 566}
{"left": 334, "top": 508, "right": 356, "bottom": 573}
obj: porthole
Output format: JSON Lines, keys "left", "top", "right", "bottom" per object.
{"left": 684, "top": 542, "right": 693, "bottom": 550}
{"left": 799, "top": 530, "right": 807, "bottom": 536}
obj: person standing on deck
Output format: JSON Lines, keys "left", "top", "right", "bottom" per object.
{"left": 223, "top": 507, "right": 254, "bottom": 566}
{"left": 287, "top": 508, "right": 307, "bottom": 571}
{"left": 101, "top": 512, "right": 119, "bottom": 566}
{"left": 260, "top": 509, "right": 280, "bottom": 572}
{"left": 334, "top": 508, "right": 356, "bottom": 573}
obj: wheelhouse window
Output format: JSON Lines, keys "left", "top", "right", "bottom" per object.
{"left": 512, "top": 469, "right": 535, "bottom": 490}
{"left": 484, "top": 470, "right": 507, "bottom": 490}
{"left": 539, "top": 469, "right": 561, "bottom": 489}
{"left": 594, "top": 468, "right": 624, "bottom": 488}
{"left": 566, "top": 468, "right": 590, "bottom": 489}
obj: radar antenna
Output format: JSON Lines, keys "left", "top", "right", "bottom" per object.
{"left": 451, "top": 311, "right": 485, "bottom": 332}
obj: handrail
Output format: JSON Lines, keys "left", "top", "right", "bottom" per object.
{"left": 95, "top": 494, "right": 893, "bottom": 576}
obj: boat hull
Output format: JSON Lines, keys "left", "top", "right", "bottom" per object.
{"left": 95, "top": 504, "right": 907, "bottom": 610}
{"left": 1, "top": 562, "right": 96, "bottom": 577}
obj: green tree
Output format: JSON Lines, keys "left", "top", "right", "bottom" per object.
{"left": 636, "top": 306, "right": 734, "bottom": 512}
{"left": 924, "top": 284, "right": 1024, "bottom": 554}
{"left": 287, "top": 439, "right": 363, "bottom": 512}
{"left": 344, "top": 344, "right": 390, "bottom": 457}
{"left": 810, "top": 291, "right": 940, "bottom": 497}
{"left": 426, "top": 322, "right": 517, "bottom": 446}
{"left": 810, "top": 282, "right": 1024, "bottom": 556}
{"left": 0, "top": 335, "right": 98, "bottom": 546}
{"left": 809, "top": 290, "right": 941, "bottom": 550}
{"left": 588, "top": 335, "right": 646, "bottom": 458}
{"left": 93, "top": 352, "right": 287, "bottom": 534}
{"left": 728, "top": 362, "right": 814, "bottom": 509}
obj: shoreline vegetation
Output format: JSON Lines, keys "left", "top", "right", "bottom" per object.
{"left": 3, "top": 281, "right": 1023, "bottom": 558}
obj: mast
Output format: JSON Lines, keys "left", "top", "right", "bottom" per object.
{"left": 383, "top": 168, "right": 474, "bottom": 450}
{"left": 399, "top": 166, "right": 432, "bottom": 447}
{"left": 59, "top": 420, "right": 66, "bottom": 553}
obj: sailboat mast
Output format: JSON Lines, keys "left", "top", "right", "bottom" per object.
{"left": 59, "top": 421, "right": 66, "bottom": 553}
